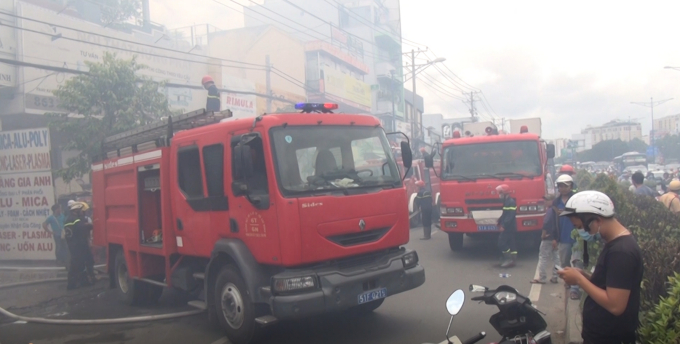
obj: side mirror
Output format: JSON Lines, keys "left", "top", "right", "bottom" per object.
{"left": 547, "top": 144, "right": 555, "bottom": 159}
{"left": 400, "top": 141, "right": 413, "bottom": 169}
{"left": 446, "top": 289, "right": 465, "bottom": 316}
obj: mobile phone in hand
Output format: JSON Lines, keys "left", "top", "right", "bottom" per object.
{"left": 554, "top": 265, "right": 564, "bottom": 272}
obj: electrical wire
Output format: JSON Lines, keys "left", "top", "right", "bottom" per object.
{"left": 323, "top": 0, "right": 426, "bottom": 49}
{"left": 0, "top": 11, "right": 265, "bottom": 68}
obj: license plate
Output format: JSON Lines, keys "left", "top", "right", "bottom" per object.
{"left": 358, "top": 288, "right": 387, "bottom": 304}
{"left": 477, "top": 225, "right": 497, "bottom": 231}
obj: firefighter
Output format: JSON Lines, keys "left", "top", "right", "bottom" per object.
{"left": 497, "top": 184, "right": 518, "bottom": 268}
{"left": 415, "top": 180, "right": 433, "bottom": 240}
{"left": 64, "top": 202, "right": 95, "bottom": 290}
{"left": 202, "top": 75, "right": 221, "bottom": 112}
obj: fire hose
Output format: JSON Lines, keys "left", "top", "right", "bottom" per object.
{"left": 0, "top": 273, "right": 205, "bottom": 325}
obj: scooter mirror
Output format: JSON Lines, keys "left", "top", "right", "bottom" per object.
{"left": 469, "top": 284, "right": 487, "bottom": 293}
{"left": 445, "top": 289, "right": 465, "bottom": 315}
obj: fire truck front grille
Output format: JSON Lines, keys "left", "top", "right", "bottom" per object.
{"left": 327, "top": 227, "right": 390, "bottom": 247}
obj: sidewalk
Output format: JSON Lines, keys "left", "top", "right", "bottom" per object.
{"left": 565, "top": 288, "right": 583, "bottom": 344}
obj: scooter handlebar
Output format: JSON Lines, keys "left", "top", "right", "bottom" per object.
{"left": 470, "top": 296, "right": 486, "bottom": 301}
{"left": 461, "top": 331, "right": 486, "bottom": 344}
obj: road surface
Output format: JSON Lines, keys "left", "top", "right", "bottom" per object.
{"left": 0, "top": 228, "right": 566, "bottom": 344}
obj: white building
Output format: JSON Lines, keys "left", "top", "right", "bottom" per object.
{"left": 581, "top": 120, "right": 642, "bottom": 146}
{"left": 653, "top": 113, "right": 680, "bottom": 137}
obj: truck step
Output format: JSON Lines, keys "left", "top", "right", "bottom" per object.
{"left": 193, "top": 272, "right": 205, "bottom": 280}
{"left": 187, "top": 300, "right": 207, "bottom": 310}
{"left": 255, "top": 315, "right": 278, "bottom": 325}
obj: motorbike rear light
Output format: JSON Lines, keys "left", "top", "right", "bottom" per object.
{"left": 273, "top": 276, "right": 317, "bottom": 293}
{"left": 401, "top": 251, "right": 419, "bottom": 269}
{"left": 445, "top": 221, "right": 457, "bottom": 228}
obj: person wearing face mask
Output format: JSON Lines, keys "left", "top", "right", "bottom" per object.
{"left": 558, "top": 191, "right": 643, "bottom": 344}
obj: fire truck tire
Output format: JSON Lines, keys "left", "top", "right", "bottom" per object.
{"left": 448, "top": 233, "right": 464, "bottom": 251}
{"left": 348, "top": 298, "right": 385, "bottom": 315}
{"left": 214, "top": 265, "right": 257, "bottom": 344}
{"left": 114, "top": 251, "right": 146, "bottom": 306}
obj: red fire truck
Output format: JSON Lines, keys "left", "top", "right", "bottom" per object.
{"left": 92, "top": 104, "right": 425, "bottom": 344}
{"left": 426, "top": 126, "right": 555, "bottom": 251}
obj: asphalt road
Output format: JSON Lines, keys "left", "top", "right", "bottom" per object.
{"left": 0, "top": 228, "right": 566, "bottom": 344}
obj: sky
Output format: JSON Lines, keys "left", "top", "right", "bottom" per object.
{"left": 149, "top": 0, "right": 680, "bottom": 139}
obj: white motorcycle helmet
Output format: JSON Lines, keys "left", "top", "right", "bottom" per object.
{"left": 560, "top": 190, "right": 615, "bottom": 218}
{"left": 555, "top": 174, "right": 573, "bottom": 186}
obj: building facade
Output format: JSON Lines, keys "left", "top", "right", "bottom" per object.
{"left": 653, "top": 113, "right": 680, "bottom": 137}
{"left": 243, "top": 0, "right": 407, "bottom": 130}
{"left": 582, "top": 120, "right": 642, "bottom": 146}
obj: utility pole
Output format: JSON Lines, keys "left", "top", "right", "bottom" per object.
{"left": 411, "top": 48, "right": 417, "bottom": 141}
{"left": 463, "top": 91, "right": 481, "bottom": 121}
{"left": 391, "top": 70, "right": 396, "bottom": 132}
{"left": 631, "top": 97, "right": 673, "bottom": 162}
{"left": 265, "top": 55, "right": 271, "bottom": 113}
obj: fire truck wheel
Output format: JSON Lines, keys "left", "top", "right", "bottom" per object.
{"left": 348, "top": 298, "right": 385, "bottom": 315}
{"left": 448, "top": 233, "right": 464, "bottom": 251}
{"left": 114, "top": 251, "right": 146, "bottom": 306}
{"left": 214, "top": 265, "right": 256, "bottom": 344}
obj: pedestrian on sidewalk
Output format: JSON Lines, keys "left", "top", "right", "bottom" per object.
{"left": 415, "top": 181, "right": 433, "bottom": 240}
{"left": 42, "top": 204, "right": 68, "bottom": 267}
{"left": 548, "top": 174, "right": 581, "bottom": 299}
{"left": 558, "top": 191, "right": 643, "bottom": 344}
{"left": 530, "top": 210, "right": 559, "bottom": 284}
{"left": 496, "top": 184, "right": 517, "bottom": 268}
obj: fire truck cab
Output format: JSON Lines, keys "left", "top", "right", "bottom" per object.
{"left": 426, "top": 125, "right": 555, "bottom": 251}
{"left": 91, "top": 105, "right": 424, "bottom": 344}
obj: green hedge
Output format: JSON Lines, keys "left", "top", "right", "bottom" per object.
{"left": 575, "top": 173, "right": 680, "bottom": 340}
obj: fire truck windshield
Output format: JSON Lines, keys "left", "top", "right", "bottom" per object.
{"left": 270, "top": 126, "right": 401, "bottom": 196}
{"left": 442, "top": 140, "right": 542, "bottom": 181}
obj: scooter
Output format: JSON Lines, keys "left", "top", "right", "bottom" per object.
{"left": 423, "top": 289, "right": 487, "bottom": 344}
{"left": 469, "top": 284, "right": 552, "bottom": 344}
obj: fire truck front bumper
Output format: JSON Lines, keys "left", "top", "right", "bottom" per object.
{"left": 270, "top": 248, "right": 425, "bottom": 320}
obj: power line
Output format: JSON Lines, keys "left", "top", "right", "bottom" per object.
{"left": 0, "top": 11, "right": 265, "bottom": 68}
{"left": 324, "top": 0, "right": 425, "bottom": 49}
{"left": 0, "top": 57, "right": 298, "bottom": 103}
{"left": 214, "top": 0, "right": 394, "bottom": 64}
{"left": 0, "top": 22, "right": 269, "bottom": 73}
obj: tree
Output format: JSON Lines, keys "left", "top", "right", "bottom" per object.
{"left": 657, "top": 134, "right": 680, "bottom": 163}
{"left": 49, "top": 52, "right": 173, "bottom": 182}
{"left": 576, "top": 139, "right": 648, "bottom": 162}
{"left": 91, "top": 0, "right": 142, "bottom": 25}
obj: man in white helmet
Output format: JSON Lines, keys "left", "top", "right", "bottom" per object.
{"left": 558, "top": 191, "right": 642, "bottom": 344}
{"left": 543, "top": 174, "right": 580, "bottom": 298}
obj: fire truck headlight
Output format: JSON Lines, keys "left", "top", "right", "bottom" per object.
{"left": 273, "top": 276, "right": 317, "bottom": 293}
{"left": 402, "top": 251, "right": 419, "bottom": 269}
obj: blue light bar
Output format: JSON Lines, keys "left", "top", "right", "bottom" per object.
{"left": 294, "top": 103, "right": 339, "bottom": 112}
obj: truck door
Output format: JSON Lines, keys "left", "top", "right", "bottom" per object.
{"left": 172, "top": 141, "right": 229, "bottom": 257}
{"left": 229, "top": 132, "right": 281, "bottom": 264}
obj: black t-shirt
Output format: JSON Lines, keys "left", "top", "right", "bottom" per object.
{"left": 582, "top": 234, "right": 643, "bottom": 341}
